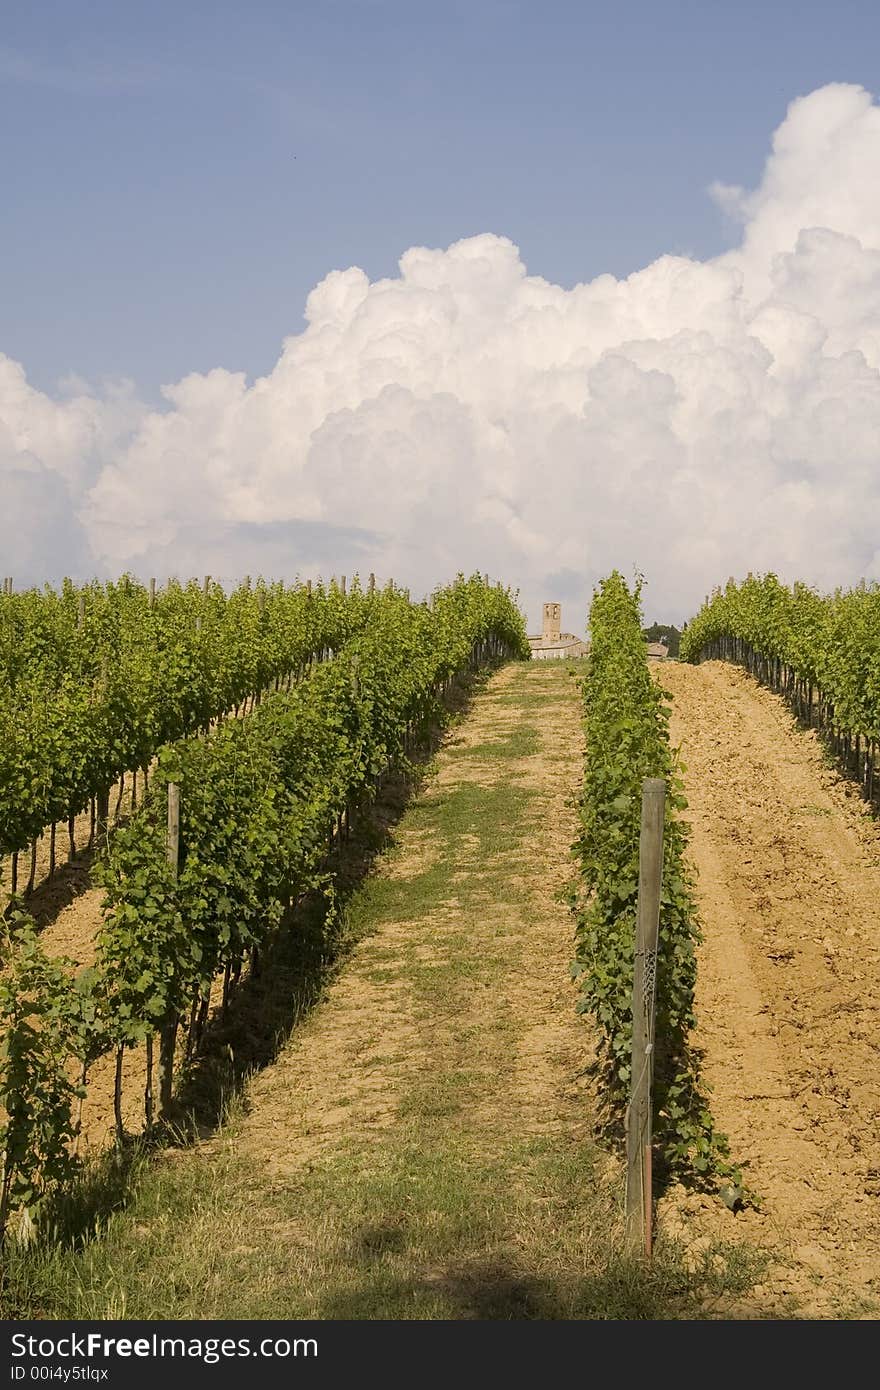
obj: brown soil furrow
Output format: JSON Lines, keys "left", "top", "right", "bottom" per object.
{"left": 658, "top": 659, "right": 880, "bottom": 1318}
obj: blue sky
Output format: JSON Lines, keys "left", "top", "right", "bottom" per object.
{"left": 3, "top": 0, "right": 878, "bottom": 398}
{"left": 3, "top": 2, "right": 880, "bottom": 625}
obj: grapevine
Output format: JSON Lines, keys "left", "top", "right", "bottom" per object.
{"left": 570, "top": 572, "right": 744, "bottom": 1199}
{"left": 682, "top": 575, "right": 880, "bottom": 805}
{"left": 0, "top": 573, "right": 528, "bottom": 1234}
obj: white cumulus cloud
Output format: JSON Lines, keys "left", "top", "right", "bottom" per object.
{"left": 3, "top": 82, "right": 880, "bottom": 628}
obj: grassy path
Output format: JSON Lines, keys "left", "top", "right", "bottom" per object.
{"left": 5, "top": 661, "right": 753, "bottom": 1320}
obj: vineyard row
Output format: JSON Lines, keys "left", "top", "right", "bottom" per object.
{"left": 0, "top": 575, "right": 529, "bottom": 1242}
{"left": 682, "top": 574, "right": 880, "bottom": 809}
{"left": 0, "top": 574, "right": 399, "bottom": 875}
{"left": 570, "top": 571, "right": 742, "bottom": 1199}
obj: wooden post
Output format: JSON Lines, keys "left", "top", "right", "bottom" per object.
{"left": 626, "top": 777, "right": 665, "bottom": 1255}
{"left": 144, "top": 1035, "right": 154, "bottom": 1128}
{"left": 96, "top": 785, "right": 110, "bottom": 842}
{"left": 72, "top": 1060, "right": 87, "bottom": 1156}
{"left": 149, "top": 577, "right": 156, "bottom": 609}
{"left": 203, "top": 574, "right": 211, "bottom": 596}
{"left": 368, "top": 572, "right": 375, "bottom": 595}
{"left": 159, "top": 782, "right": 181, "bottom": 1119}
{"left": 113, "top": 1045, "right": 125, "bottom": 1153}
{"left": 166, "top": 783, "right": 180, "bottom": 879}
{"left": 26, "top": 836, "right": 38, "bottom": 895}
{"left": 77, "top": 593, "right": 86, "bottom": 630}
{"left": 340, "top": 574, "right": 346, "bottom": 596}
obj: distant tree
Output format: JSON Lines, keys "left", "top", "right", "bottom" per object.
{"left": 642, "top": 623, "right": 681, "bottom": 658}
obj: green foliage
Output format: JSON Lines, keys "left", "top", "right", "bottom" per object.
{"left": 0, "top": 913, "right": 97, "bottom": 1242}
{"left": 642, "top": 623, "right": 681, "bottom": 658}
{"left": 0, "top": 575, "right": 376, "bottom": 859}
{"left": 93, "top": 576, "right": 529, "bottom": 1046}
{"left": 571, "top": 573, "right": 742, "bottom": 1194}
{"left": 681, "top": 574, "right": 880, "bottom": 743}
{"left": 0, "top": 573, "right": 529, "bottom": 1234}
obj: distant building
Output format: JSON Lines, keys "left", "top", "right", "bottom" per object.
{"left": 646, "top": 641, "right": 669, "bottom": 661}
{"left": 528, "top": 603, "right": 590, "bottom": 660}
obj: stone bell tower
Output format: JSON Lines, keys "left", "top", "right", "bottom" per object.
{"left": 542, "top": 602, "right": 561, "bottom": 641}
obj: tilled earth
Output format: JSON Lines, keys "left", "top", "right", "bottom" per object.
{"left": 658, "top": 660, "right": 880, "bottom": 1318}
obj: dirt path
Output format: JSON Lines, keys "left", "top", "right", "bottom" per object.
{"left": 658, "top": 660, "right": 880, "bottom": 1318}
{"left": 228, "top": 659, "right": 596, "bottom": 1191}
{"left": 33, "top": 665, "right": 595, "bottom": 1165}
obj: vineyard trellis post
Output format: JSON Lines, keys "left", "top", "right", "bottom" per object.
{"left": 626, "top": 776, "right": 665, "bottom": 1256}
{"left": 158, "top": 781, "right": 181, "bottom": 1119}
{"left": 166, "top": 782, "right": 180, "bottom": 878}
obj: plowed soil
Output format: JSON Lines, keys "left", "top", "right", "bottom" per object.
{"left": 658, "top": 660, "right": 880, "bottom": 1318}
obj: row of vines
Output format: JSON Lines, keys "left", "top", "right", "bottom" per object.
{"left": 0, "top": 575, "right": 529, "bottom": 1242}
{"left": 682, "top": 574, "right": 880, "bottom": 806}
{"left": 570, "top": 572, "right": 743, "bottom": 1200}
{"left": 0, "top": 574, "right": 376, "bottom": 892}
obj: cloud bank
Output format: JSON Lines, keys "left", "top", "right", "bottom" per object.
{"left": 3, "top": 82, "right": 880, "bottom": 627}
